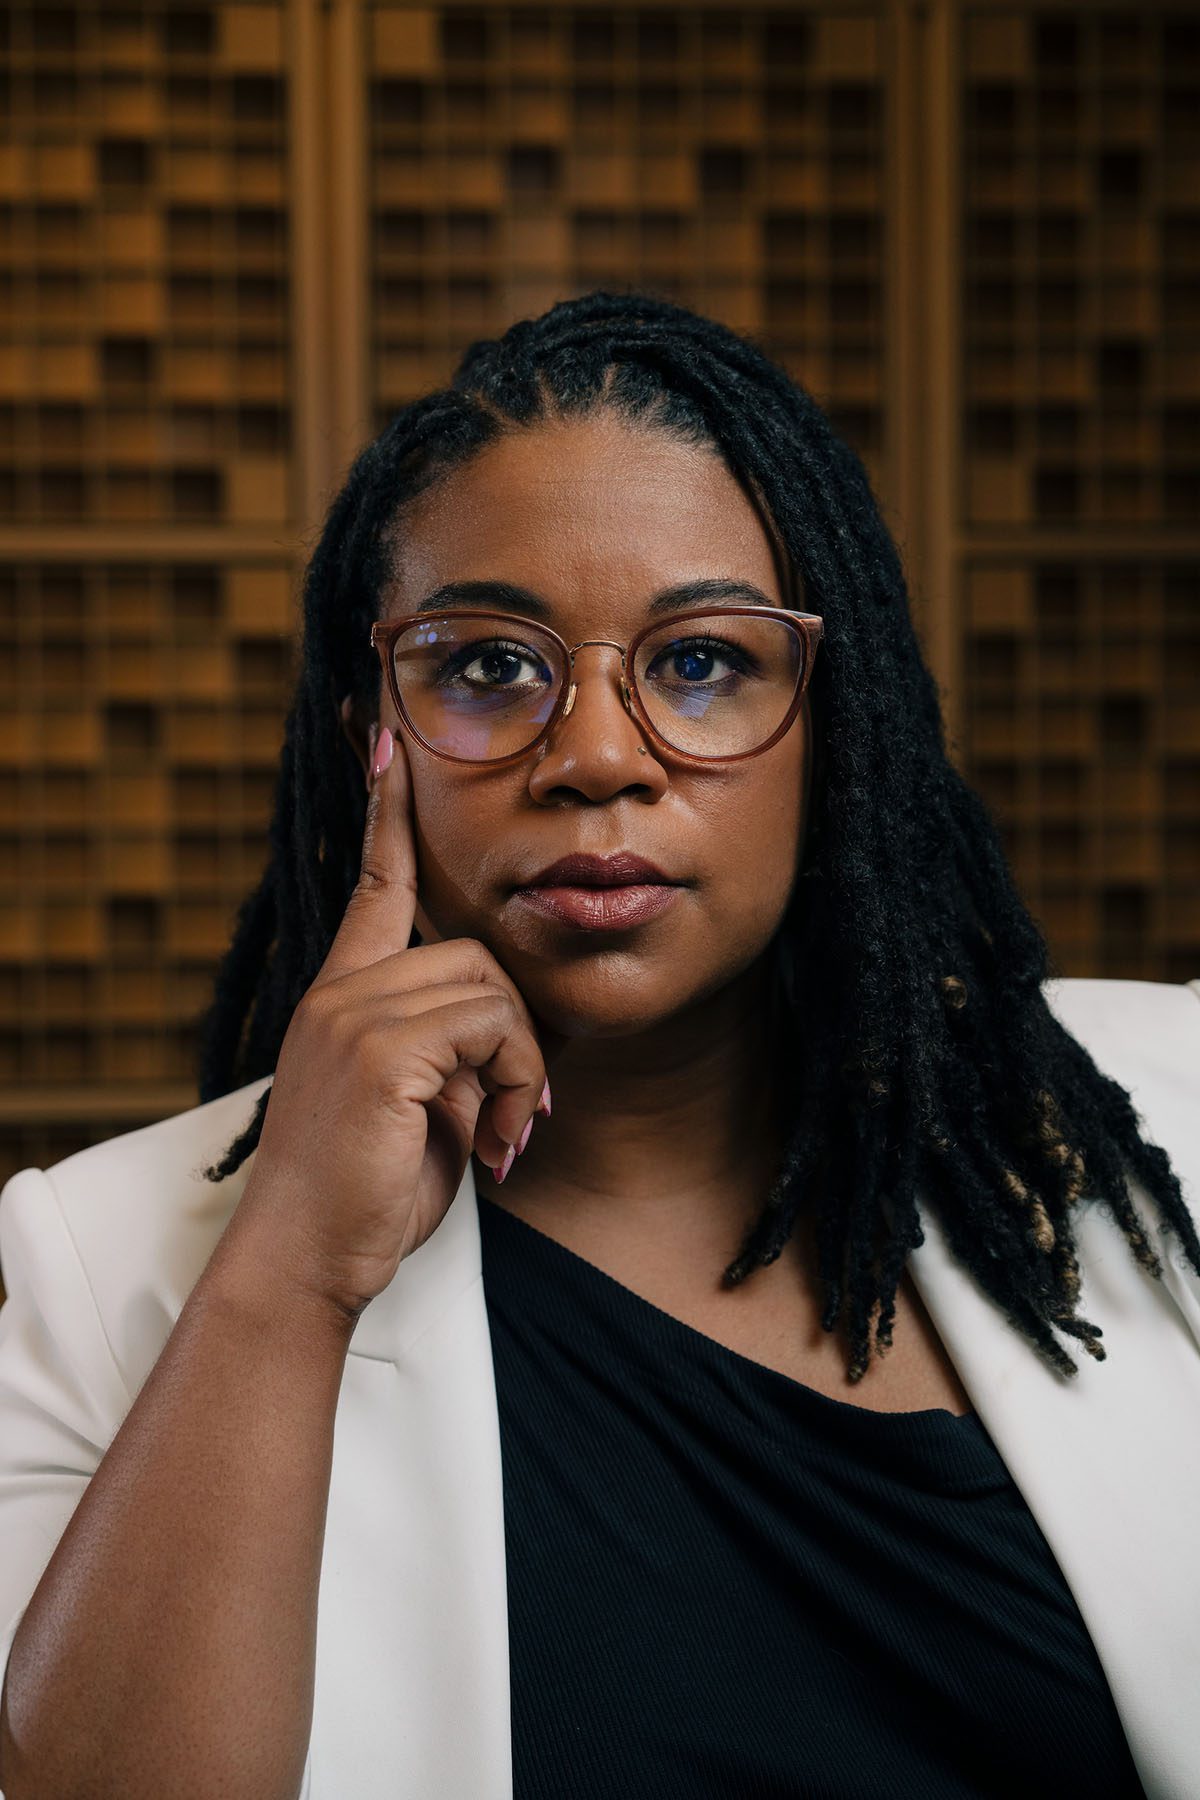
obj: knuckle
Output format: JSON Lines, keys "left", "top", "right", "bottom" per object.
{"left": 299, "top": 990, "right": 363, "bottom": 1061}
{"left": 292, "top": 984, "right": 334, "bottom": 1034}
{"left": 351, "top": 865, "right": 389, "bottom": 900}
{"left": 458, "top": 941, "right": 531, "bottom": 1013}
{"left": 351, "top": 1021, "right": 402, "bottom": 1089}
{"left": 349, "top": 847, "right": 416, "bottom": 903}
{"left": 484, "top": 988, "right": 522, "bottom": 1033}
{"left": 319, "top": 977, "right": 356, "bottom": 1020}
{"left": 476, "top": 980, "right": 515, "bottom": 1010}
{"left": 458, "top": 936, "right": 504, "bottom": 984}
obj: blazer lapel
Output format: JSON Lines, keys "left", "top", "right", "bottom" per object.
{"left": 907, "top": 1177, "right": 1200, "bottom": 1800}
{"left": 307, "top": 1164, "right": 513, "bottom": 1799}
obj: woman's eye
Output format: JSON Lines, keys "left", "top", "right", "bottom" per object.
{"left": 445, "top": 642, "right": 549, "bottom": 686}
{"left": 650, "top": 639, "right": 749, "bottom": 684}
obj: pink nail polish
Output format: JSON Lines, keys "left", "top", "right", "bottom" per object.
{"left": 516, "top": 1116, "right": 533, "bottom": 1156}
{"left": 371, "top": 726, "right": 394, "bottom": 787}
{"left": 493, "top": 1143, "right": 516, "bottom": 1184}
{"left": 535, "top": 1079, "right": 552, "bottom": 1118}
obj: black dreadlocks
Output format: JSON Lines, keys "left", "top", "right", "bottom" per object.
{"left": 197, "top": 288, "right": 1200, "bottom": 1383}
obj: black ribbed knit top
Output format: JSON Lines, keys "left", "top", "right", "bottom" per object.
{"left": 477, "top": 1192, "right": 1145, "bottom": 1800}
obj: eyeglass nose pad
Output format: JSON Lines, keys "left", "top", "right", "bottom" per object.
{"left": 557, "top": 661, "right": 636, "bottom": 722}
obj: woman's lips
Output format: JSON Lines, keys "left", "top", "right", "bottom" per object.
{"left": 515, "top": 884, "right": 682, "bottom": 930}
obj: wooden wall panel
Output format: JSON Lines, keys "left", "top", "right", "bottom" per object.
{"left": 364, "top": 2, "right": 895, "bottom": 509}
{"left": 955, "top": 4, "right": 1200, "bottom": 978}
{"left": 0, "top": 1, "right": 294, "bottom": 528}
{"left": 0, "top": 555, "right": 298, "bottom": 1081}
{"left": 0, "top": 0, "right": 1196, "bottom": 1197}
{"left": 0, "top": 2, "right": 304, "bottom": 1192}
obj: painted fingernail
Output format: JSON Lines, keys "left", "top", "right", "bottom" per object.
{"left": 493, "top": 1143, "right": 517, "bottom": 1184}
{"left": 371, "top": 726, "right": 394, "bottom": 787}
{"left": 535, "top": 1079, "right": 552, "bottom": 1118}
{"left": 516, "top": 1116, "right": 534, "bottom": 1156}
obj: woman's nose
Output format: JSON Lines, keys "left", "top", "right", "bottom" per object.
{"left": 529, "top": 643, "right": 663, "bottom": 797}
{"left": 559, "top": 641, "right": 635, "bottom": 727}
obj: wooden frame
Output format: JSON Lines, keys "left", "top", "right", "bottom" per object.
{"left": 0, "top": 0, "right": 1196, "bottom": 1181}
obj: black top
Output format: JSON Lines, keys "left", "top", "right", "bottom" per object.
{"left": 477, "top": 1192, "right": 1145, "bottom": 1800}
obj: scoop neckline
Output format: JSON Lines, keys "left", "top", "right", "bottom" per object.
{"left": 475, "top": 1189, "right": 979, "bottom": 1430}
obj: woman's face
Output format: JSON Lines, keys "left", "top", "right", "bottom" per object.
{"left": 350, "top": 410, "right": 814, "bottom": 1039}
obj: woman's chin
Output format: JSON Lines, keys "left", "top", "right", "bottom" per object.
{"left": 517, "top": 972, "right": 697, "bottom": 1042}
{"left": 429, "top": 903, "right": 732, "bottom": 1039}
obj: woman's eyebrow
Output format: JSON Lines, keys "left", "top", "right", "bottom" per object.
{"left": 413, "top": 577, "right": 777, "bottom": 619}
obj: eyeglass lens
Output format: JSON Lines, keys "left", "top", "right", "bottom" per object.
{"left": 389, "top": 612, "right": 805, "bottom": 761}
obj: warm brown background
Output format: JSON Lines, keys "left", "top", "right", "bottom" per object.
{"left": 1, "top": 0, "right": 1198, "bottom": 1196}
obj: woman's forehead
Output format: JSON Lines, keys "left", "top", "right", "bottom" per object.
{"left": 385, "top": 414, "right": 782, "bottom": 618}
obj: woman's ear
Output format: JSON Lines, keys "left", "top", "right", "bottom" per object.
{"left": 339, "top": 693, "right": 375, "bottom": 787}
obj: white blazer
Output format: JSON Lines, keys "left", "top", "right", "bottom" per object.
{"left": 1, "top": 976, "right": 1198, "bottom": 1800}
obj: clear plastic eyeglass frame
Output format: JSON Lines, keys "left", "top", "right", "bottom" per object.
{"left": 369, "top": 605, "right": 825, "bottom": 767}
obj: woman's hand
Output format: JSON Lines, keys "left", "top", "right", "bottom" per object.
{"left": 226, "top": 724, "right": 558, "bottom": 1320}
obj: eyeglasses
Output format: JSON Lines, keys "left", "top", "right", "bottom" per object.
{"left": 369, "top": 606, "right": 824, "bottom": 767}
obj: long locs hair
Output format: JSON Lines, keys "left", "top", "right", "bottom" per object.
{"left": 197, "top": 289, "right": 1200, "bottom": 1383}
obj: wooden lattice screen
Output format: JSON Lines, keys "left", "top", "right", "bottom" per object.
{"left": 1, "top": 0, "right": 1197, "bottom": 1196}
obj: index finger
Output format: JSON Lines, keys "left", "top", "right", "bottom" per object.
{"left": 314, "top": 723, "right": 418, "bottom": 988}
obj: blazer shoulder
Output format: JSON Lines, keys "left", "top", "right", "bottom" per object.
{"left": 1040, "top": 976, "right": 1200, "bottom": 1119}
{"left": 1041, "top": 972, "right": 1200, "bottom": 1045}
{"left": 0, "top": 1075, "right": 272, "bottom": 1399}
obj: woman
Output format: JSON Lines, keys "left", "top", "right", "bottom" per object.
{"left": 1, "top": 292, "right": 1198, "bottom": 1800}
